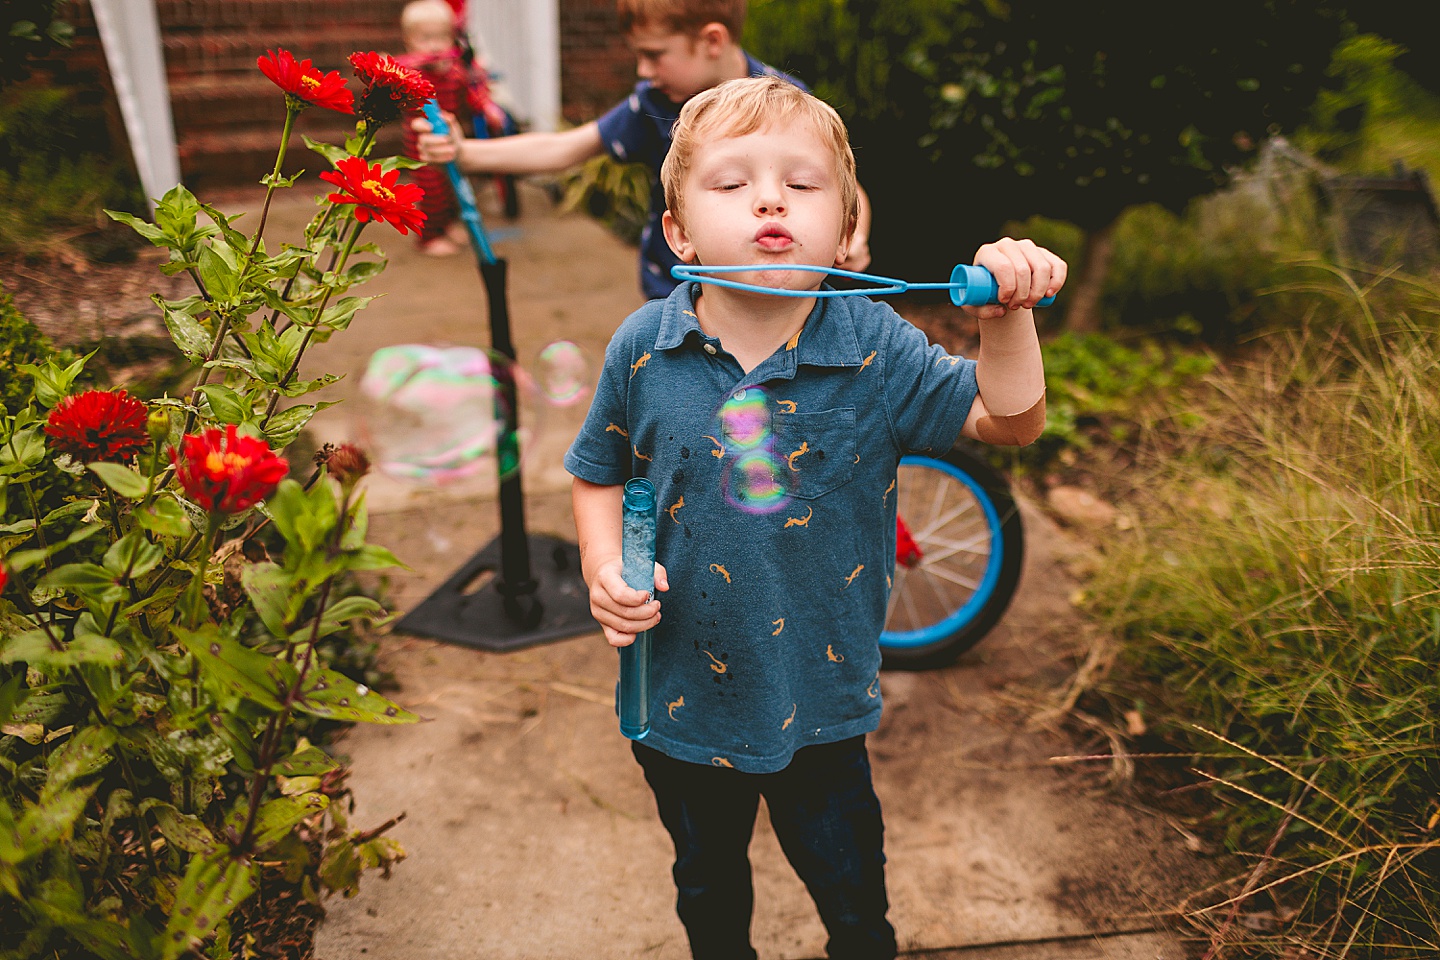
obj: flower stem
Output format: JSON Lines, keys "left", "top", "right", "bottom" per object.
{"left": 249, "top": 103, "right": 300, "bottom": 260}
{"left": 261, "top": 223, "right": 366, "bottom": 425}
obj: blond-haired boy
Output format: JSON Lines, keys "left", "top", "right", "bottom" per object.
{"left": 564, "top": 76, "right": 1063, "bottom": 960}
{"left": 414, "top": 0, "right": 871, "bottom": 298}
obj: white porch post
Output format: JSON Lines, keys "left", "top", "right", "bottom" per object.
{"left": 90, "top": 0, "right": 181, "bottom": 214}
{"left": 466, "top": 0, "right": 562, "bottom": 132}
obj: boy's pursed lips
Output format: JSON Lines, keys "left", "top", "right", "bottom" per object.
{"left": 755, "top": 222, "right": 793, "bottom": 249}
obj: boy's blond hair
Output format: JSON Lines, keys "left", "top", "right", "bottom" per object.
{"left": 401, "top": 0, "right": 455, "bottom": 38}
{"left": 617, "top": 0, "right": 746, "bottom": 38}
{"left": 662, "top": 76, "right": 860, "bottom": 241}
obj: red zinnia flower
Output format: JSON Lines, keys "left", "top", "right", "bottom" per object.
{"left": 0, "top": 564, "right": 8, "bottom": 595}
{"left": 348, "top": 50, "right": 435, "bottom": 125}
{"left": 319, "top": 155, "right": 427, "bottom": 234}
{"left": 45, "top": 389, "right": 151, "bottom": 463}
{"left": 172, "top": 425, "right": 289, "bottom": 514}
{"left": 258, "top": 48, "right": 354, "bottom": 114}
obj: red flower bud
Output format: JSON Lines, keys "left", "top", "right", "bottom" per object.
{"left": 0, "top": 564, "right": 8, "bottom": 595}
{"left": 327, "top": 443, "right": 371, "bottom": 485}
{"left": 44, "top": 389, "right": 151, "bottom": 463}
{"left": 171, "top": 425, "right": 289, "bottom": 514}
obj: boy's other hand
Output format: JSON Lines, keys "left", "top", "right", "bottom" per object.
{"left": 589, "top": 558, "right": 670, "bottom": 648}
{"left": 966, "top": 237, "right": 1067, "bottom": 320}
{"left": 412, "top": 111, "right": 461, "bottom": 164}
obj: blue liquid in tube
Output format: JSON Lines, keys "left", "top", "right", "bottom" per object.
{"left": 619, "top": 478, "right": 657, "bottom": 740}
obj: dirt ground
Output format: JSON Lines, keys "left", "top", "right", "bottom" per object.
{"left": 3, "top": 183, "right": 1217, "bottom": 959}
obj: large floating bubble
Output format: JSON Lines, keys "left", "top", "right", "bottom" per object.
{"left": 356, "top": 344, "right": 536, "bottom": 484}
{"left": 536, "top": 340, "right": 592, "bottom": 407}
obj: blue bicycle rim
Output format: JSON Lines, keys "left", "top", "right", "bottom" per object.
{"left": 881, "top": 455, "right": 1005, "bottom": 649}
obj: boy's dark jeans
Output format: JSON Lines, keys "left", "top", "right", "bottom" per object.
{"left": 633, "top": 735, "right": 898, "bottom": 960}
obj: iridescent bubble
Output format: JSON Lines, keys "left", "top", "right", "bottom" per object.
{"left": 717, "top": 388, "right": 771, "bottom": 451}
{"left": 537, "top": 340, "right": 592, "bottom": 407}
{"left": 355, "top": 345, "right": 537, "bottom": 484}
{"left": 723, "top": 449, "right": 792, "bottom": 514}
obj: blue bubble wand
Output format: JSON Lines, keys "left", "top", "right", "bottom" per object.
{"left": 422, "top": 100, "right": 496, "bottom": 265}
{"left": 671, "top": 263, "right": 1056, "bottom": 307}
{"left": 619, "top": 478, "right": 658, "bottom": 740}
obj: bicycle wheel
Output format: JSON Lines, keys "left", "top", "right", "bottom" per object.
{"left": 880, "top": 446, "right": 1024, "bottom": 669}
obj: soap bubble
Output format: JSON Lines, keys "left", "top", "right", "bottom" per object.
{"left": 712, "top": 386, "right": 794, "bottom": 514}
{"left": 536, "top": 340, "right": 592, "bottom": 407}
{"left": 355, "top": 344, "right": 537, "bottom": 484}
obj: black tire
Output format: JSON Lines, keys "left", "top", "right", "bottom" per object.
{"left": 879, "top": 446, "right": 1025, "bottom": 670}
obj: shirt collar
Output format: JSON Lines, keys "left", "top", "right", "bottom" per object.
{"left": 655, "top": 282, "right": 866, "bottom": 368}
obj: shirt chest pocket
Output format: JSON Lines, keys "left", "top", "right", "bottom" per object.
{"left": 772, "top": 408, "right": 856, "bottom": 500}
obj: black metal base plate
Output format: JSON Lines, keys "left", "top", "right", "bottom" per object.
{"left": 394, "top": 533, "right": 596, "bottom": 652}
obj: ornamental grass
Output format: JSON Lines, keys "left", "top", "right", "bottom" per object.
{"left": 1083, "top": 266, "right": 1440, "bottom": 959}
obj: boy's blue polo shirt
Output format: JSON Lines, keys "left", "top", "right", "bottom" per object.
{"left": 595, "top": 54, "right": 808, "bottom": 299}
{"left": 565, "top": 282, "right": 979, "bottom": 773}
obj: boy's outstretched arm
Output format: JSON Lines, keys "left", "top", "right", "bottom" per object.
{"left": 572, "top": 477, "right": 669, "bottom": 648}
{"left": 413, "top": 114, "right": 605, "bottom": 174}
{"left": 959, "top": 237, "right": 1067, "bottom": 446}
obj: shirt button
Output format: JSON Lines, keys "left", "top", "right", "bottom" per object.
{"left": 703, "top": 343, "right": 717, "bottom": 355}
{"left": 733, "top": 389, "right": 746, "bottom": 401}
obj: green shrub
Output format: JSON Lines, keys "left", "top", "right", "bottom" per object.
{"left": 1083, "top": 270, "right": 1440, "bottom": 957}
{"left": 0, "top": 84, "right": 146, "bottom": 259}
{"left": 557, "top": 152, "right": 651, "bottom": 246}
{"left": 0, "top": 281, "right": 53, "bottom": 414}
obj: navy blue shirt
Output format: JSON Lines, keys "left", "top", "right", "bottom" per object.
{"left": 594, "top": 54, "right": 808, "bottom": 300}
{"left": 565, "top": 283, "right": 980, "bottom": 772}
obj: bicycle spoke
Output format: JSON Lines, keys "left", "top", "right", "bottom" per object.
{"left": 919, "top": 562, "right": 981, "bottom": 592}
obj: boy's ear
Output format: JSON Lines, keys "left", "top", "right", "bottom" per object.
{"left": 696, "top": 22, "right": 730, "bottom": 55}
{"left": 662, "top": 209, "right": 697, "bottom": 263}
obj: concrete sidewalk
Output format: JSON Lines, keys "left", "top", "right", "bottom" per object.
{"left": 241, "top": 183, "right": 1210, "bottom": 959}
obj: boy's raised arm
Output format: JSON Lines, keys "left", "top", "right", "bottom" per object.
{"left": 413, "top": 115, "right": 605, "bottom": 174}
{"left": 959, "top": 238, "right": 1065, "bottom": 446}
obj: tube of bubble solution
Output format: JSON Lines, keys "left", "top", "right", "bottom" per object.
{"left": 619, "top": 477, "right": 657, "bottom": 740}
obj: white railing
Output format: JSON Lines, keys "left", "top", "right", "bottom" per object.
{"left": 466, "top": 0, "right": 561, "bottom": 132}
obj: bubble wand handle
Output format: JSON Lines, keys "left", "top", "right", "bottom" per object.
{"left": 422, "top": 100, "right": 496, "bottom": 264}
{"left": 619, "top": 478, "right": 657, "bottom": 740}
{"left": 670, "top": 263, "right": 1055, "bottom": 307}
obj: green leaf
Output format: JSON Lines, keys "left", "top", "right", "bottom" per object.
{"left": 274, "top": 744, "right": 340, "bottom": 777}
{"left": 15, "top": 351, "right": 90, "bottom": 408}
{"left": 161, "top": 850, "right": 257, "bottom": 960}
{"left": 294, "top": 668, "right": 417, "bottom": 724}
{"left": 263, "top": 401, "right": 337, "bottom": 449}
{"left": 39, "top": 562, "right": 122, "bottom": 602}
{"left": 3, "top": 522, "right": 103, "bottom": 572}
{"left": 47, "top": 725, "right": 117, "bottom": 787}
{"left": 196, "top": 245, "right": 240, "bottom": 302}
{"left": 105, "top": 208, "right": 167, "bottom": 245}
{"left": 312, "top": 595, "right": 387, "bottom": 639}
{"left": 346, "top": 260, "right": 386, "bottom": 283}
{"left": 136, "top": 496, "right": 193, "bottom": 538}
{"left": 103, "top": 530, "right": 165, "bottom": 579}
{"left": 16, "top": 783, "right": 96, "bottom": 856}
{"left": 304, "top": 134, "right": 350, "bottom": 165}
{"left": 0, "top": 630, "right": 126, "bottom": 668}
{"left": 343, "top": 543, "right": 405, "bottom": 573}
{"left": 89, "top": 461, "right": 150, "bottom": 499}
{"left": 143, "top": 800, "right": 223, "bottom": 856}
{"left": 318, "top": 295, "right": 374, "bottom": 332}
{"left": 237, "top": 794, "right": 330, "bottom": 852}
{"left": 174, "top": 625, "right": 294, "bottom": 711}
{"left": 198, "top": 384, "right": 251, "bottom": 425}
{"left": 158, "top": 297, "right": 213, "bottom": 362}
{"left": 240, "top": 562, "right": 292, "bottom": 639}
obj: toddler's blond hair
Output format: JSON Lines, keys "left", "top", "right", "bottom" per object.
{"left": 401, "top": 0, "right": 455, "bottom": 40}
{"left": 662, "top": 76, "right": 859, "bottom": 241}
